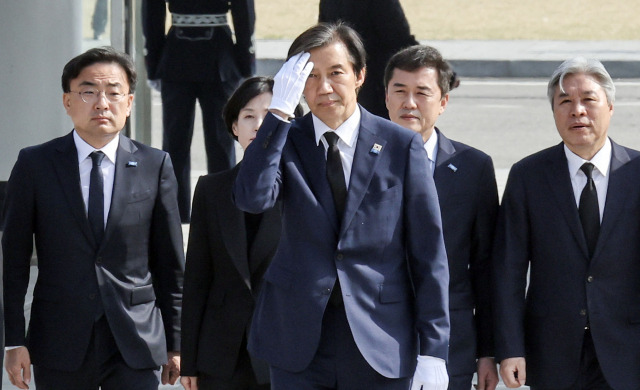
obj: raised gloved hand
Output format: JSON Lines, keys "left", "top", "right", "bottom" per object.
{"left": 269, "top": 51, "right": 313, "bottom": 118}
{"left": 411, "top": 355, "right": 449, "bottom": 390}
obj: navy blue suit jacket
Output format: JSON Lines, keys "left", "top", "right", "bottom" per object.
{"left": 433, "top": 130, "right": 498, "bottom": 377}
{"left": 234, "top": 108, "right": 450, "bottom": 378}
{"left": 2, "top": 132, "right": 184, "bottom": 371}
{"left": 493, "top": 140, "right": 640, "bottom": 390}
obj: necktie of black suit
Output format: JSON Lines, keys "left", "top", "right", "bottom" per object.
{"left": 324, "top": 131, "right": 346, "bottom": 306}
{"left": 89, "top": 151, "right": 106, "bottom": 246}
{"left": 324, "top": 132, "right": 347, "bottom": 220}
{"left": 579, "top": 162, "right": 600, "bottom": 258}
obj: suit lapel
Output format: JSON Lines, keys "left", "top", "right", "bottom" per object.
{"left": 544, "top": 143, "right": 590, "bottom": 257}
{"left": 53, "top": 132, "right": 96, "bottom": 246}
{"left": 290, "top": 115, "right": 340, "bottom": 233}
{"left": 433, "top": 129, "right": 456, "bottom": 189}
{"left": 341, "top": 110, "right": 385, "bottom": 237}
{"left": 102, "top": 135, "right": 138, "bottom": 249}
{"left": 219, "top": 166, "right": 252, "bottom": 290}
{"left": 595, "top": 140, "right": 632, "bottom": 259}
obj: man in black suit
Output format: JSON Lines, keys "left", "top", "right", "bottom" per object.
{"left": 494, "top": 58, "right": 640, "bottom": 390}
{"left": 142, "top": 0, "right": 256, "bottom": 222}
{"left": 2, "top": 47, "right": 184, "bottom": 390}
{"left": 385, "top": 45, "right": 499, "bottom": 390}
{"left": 319, "top": 0, "right": 418, "bottom": 119}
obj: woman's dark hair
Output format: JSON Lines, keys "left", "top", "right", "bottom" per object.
{"left": 223, "top": 76, "right": 274, "bottom": 140}
{"left": 61, "top": 46, "right": 137, "bottom": 93}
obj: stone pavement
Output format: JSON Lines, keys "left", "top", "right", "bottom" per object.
{"left": 257, "top": 39, "right": 640, "bottom": 78}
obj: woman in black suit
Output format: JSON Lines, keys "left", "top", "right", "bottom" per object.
{"left": 180, "top": 77, "right": 280, "bottom": 390}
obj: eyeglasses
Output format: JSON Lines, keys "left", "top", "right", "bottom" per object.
{"left": 70, "top": 88, "right": 129, "bottom": 104}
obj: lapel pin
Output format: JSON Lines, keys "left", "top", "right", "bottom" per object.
{"left": 370, "top": 143, "right": 383, "bottom": 155}
{"left": 126, "top": 161, "right": 138, "bottom": 167}
{"left": 448, "top": 163, "right": 458, "bottom": 172}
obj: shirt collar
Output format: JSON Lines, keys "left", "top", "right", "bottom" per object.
{"left": 564, "top": 137, "right": 611, "bottom": 178}
{"left": 73, "top": 130, "right": 119, "bottom": 165}
{"left": 313, "top": 106, "right": 361, "bottom": 148}
{"left": 423, "top": 129, "right": 439, "bottom": 164}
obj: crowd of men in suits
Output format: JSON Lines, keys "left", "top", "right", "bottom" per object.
{"left": 1, "top": 15, "right": 638, "bottom": 390}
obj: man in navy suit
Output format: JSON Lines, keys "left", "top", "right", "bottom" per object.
{"left": 234, "top": 23, "right": 450, "bottom": 389}
{"left": 493, "top": 58, "right": 640, "bottom": 390}
{"left": 385, "top": 45, "right": 499, "bottom": 390}
{"left": 2, "top": 47, "right": 184, "bottom": 390}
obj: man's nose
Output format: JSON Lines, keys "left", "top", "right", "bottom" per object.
{"left": 318, "top": 77, "right": 333, "bottom": 94}
{"left": 403, "top": 93, "right": 417, "bottom": 109}
{"left": 571, "top": 102, "right": 587, "bottom": 116}
{"left": 94, "top": 91, "right": 110, "bottom": 108}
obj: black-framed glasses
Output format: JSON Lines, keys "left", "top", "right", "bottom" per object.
{"left": 70, "top": 88, "right": 129, "bottom": 104}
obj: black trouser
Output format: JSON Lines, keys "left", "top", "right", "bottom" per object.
{"left": 531, "top": 329, "right": 613, "bottom": 390}
{"left": 270, "top": 303, "right": 411, "bottom": 389}
{"left": 161, "top": 79, "right": 236, "bottom": 222}
{"left": 34, "top": 316, "right": 160, "bottom": 390}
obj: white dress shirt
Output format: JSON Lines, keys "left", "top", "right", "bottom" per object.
{"left": 74, "top": 131, "right": 119, "bottom": 226}
{"left": 423, "top": 130, "right": 439, "bottom": 175}
{"left": 313, "top": 107, "right": 361, "bottom": 188}
{"left": 564, "top": 138, "right": 611, "bottom": 221}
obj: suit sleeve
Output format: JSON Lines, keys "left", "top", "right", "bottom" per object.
{"left": 2, "top": 150, "right": 36, "bottom": 346}
{"left": 492, "top": 163, "right": 529, "bottom": 361}
{"left": 148, "top": 153, "right": 185, "bottom": 352}
{"left": 141, "top": 0, "right": 167, "bottom": 80}
{"left": 470, "top": 156, "right": 499, "bottom": 358}
{"left": 404, "top": 134, "right": 450, "bottom": 360}
{"left": 230, "top": 0, "right": 256, "bottom": 77}
{"left": 180, "top": 177, "right": 214, "bottom": 376}
{"left": 234, "top": 113, "right": 290, "bottom": 213}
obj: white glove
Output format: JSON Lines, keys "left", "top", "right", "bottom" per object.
{"left": 147, "top": 79, "right": 161, "bottom": 92}
{"left": 269, "top": 52, "right": 313, "bottom": 118}
{"left": 411, "top": 355, "right": 449, "bottom": 390}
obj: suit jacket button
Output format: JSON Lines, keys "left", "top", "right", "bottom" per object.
{"left": 336, "top": 253, "right": 343, "bottom": 261}
{"left": 89, "top": 294, "right": 96, "bottom": 300}
{"left": 580, "top": 309, "right": 587, "bottom": 316}
{"left": 587, "top": 275, "right": 594, "bottom": 282}
{"left": 324, "top": 288, "right": 331, "bottom": 295}
{"left": 96, "top": 257, "right": 102, "bottom": 264}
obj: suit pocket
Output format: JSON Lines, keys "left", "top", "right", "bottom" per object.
{"left": 131, "top": 284, "right": 156, "bottom": 305}
{"left": 379, "top": 283, "right": 411, "bottom": 303}
{"left": 128, "top": 189, "right": 152, "bottom": 203}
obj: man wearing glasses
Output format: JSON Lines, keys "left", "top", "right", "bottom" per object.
{"left": 2, "top": 46, "right": 185, "bottom": 390}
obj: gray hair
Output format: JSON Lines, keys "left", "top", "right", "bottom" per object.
{"left": 547, "top": 57, "right": 615, "bottom": 109}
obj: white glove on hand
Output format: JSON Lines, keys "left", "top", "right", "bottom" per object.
{"left": 147, "top": 79, "right": 161, "bottom": 92}
{"left": 411, "top": 355, "right": 449, "bottom": 390}
{"left": 269, "top": 52, "right": 313, "bottom": 118}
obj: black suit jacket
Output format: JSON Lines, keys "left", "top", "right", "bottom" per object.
{"left": 493, "top": 140, "right": 640, "bottom": 390}
{"left": 181, "top": 164, "right": 280, "bottom": 379}
{"left": 2, "top": 132, "right": 184, "bottom": 371}
{"left": 319, "top": 0, "right": 418, "bottom": 118}
{"left": 433, "top": 130, "right": 498, "bottom": 376}
{"left": 142, "top": 0, "right": 255, "bottom": 82}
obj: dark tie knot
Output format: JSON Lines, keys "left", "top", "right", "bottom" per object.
{"left": 324, "top": 132, "right": 340, "bottom": 147}
{"left": 91, "top": 151, "right": 106, "bottom": 167}
{"left": 580, "top": 162, "right": 595, "bottom": 180}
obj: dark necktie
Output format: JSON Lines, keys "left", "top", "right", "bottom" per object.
{"left": 89, "top": 151, "right": 106, "bottom": 246}
{"left": 324, "top": 132, "right": 347, "bottom": 221}
{"left": 579, "top": 162, "right": 600, "bottom": 258}
{"left": 324, "top": 132, "right": 347, "bottom": 306}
